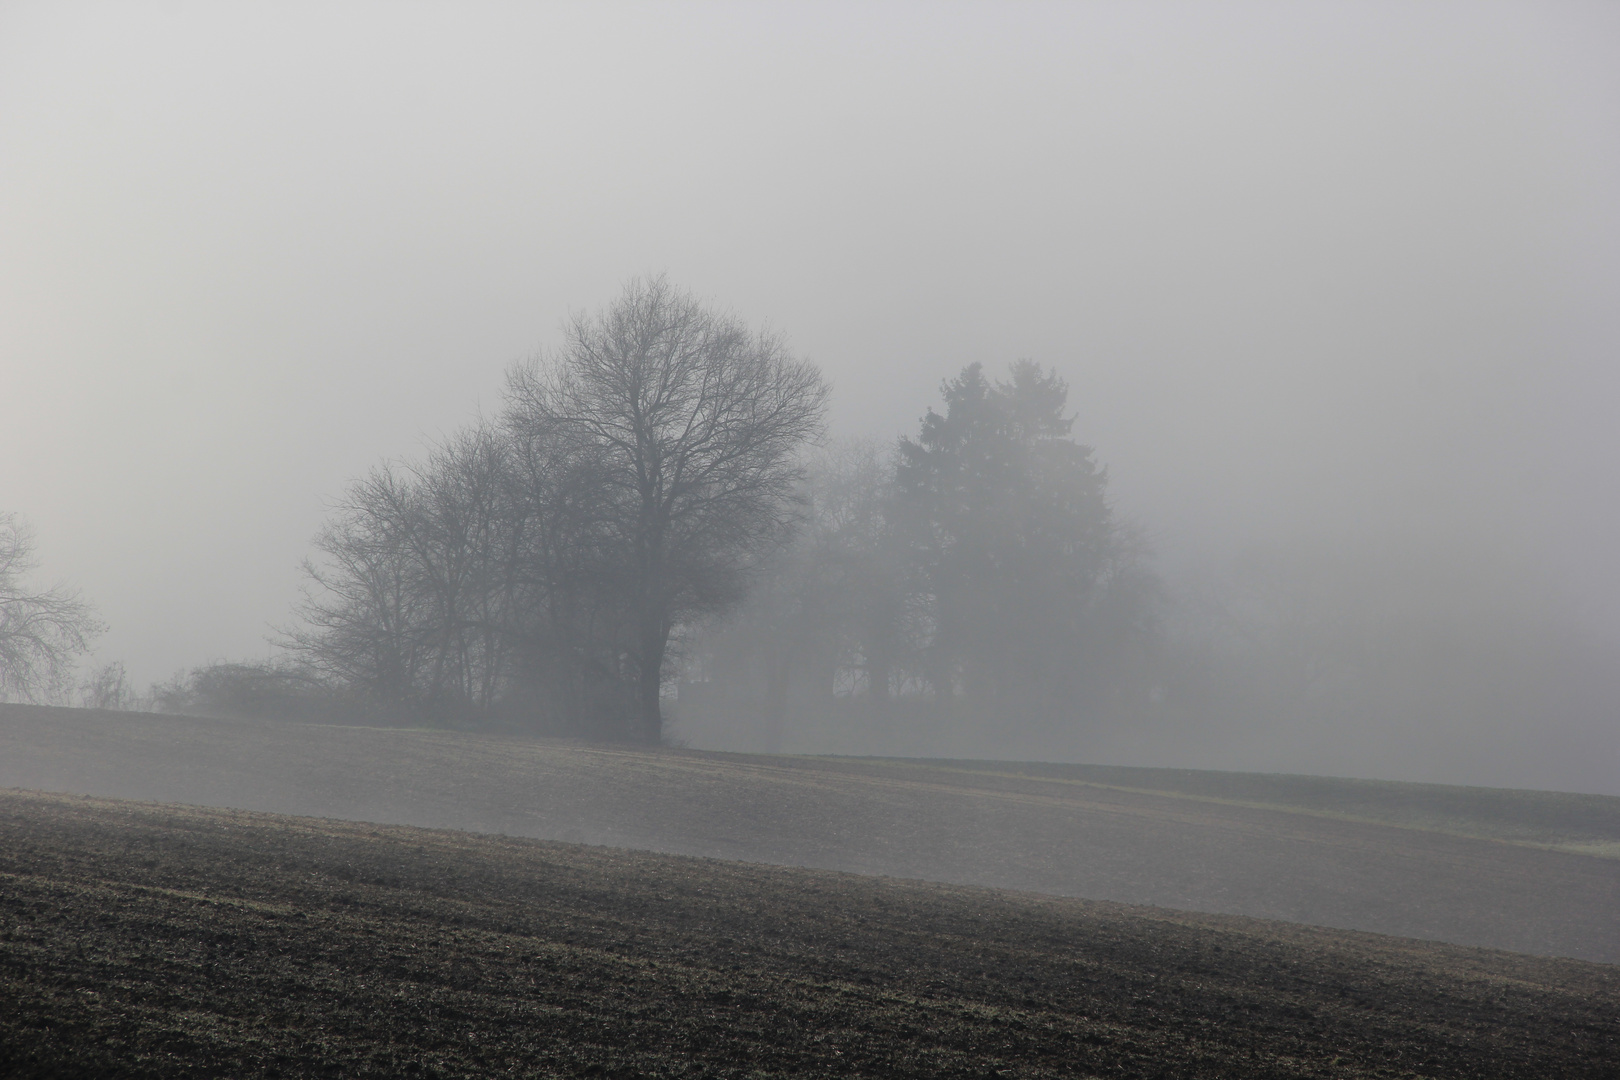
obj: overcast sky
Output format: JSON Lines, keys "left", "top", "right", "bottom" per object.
{"left": 3, "top": 2, "right": 1617, "bottom": 713}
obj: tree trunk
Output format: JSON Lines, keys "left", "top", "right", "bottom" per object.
{"left": 760, "top": 646, "right": 793, "bottom": 754}
{"left": 638, "top": 622, "right": 666, "bottom": 744}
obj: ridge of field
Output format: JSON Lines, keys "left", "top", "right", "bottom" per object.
{"left": 3, "top": 790, "right": 1616, "bottom": 1079}
{"left": 809, "top": 756, "right": 1620, "bottom": 857}
{"left": 3, "top": 704, "right": 1617, "bottom": 964}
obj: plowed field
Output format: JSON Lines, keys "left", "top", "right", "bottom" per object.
{"left": 3, "top": 790, "right": 1616, "bottom": 1079}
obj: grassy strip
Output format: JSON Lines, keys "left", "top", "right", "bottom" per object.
{"left": 821, "top": 755, "right": 1620, "bottom": 852}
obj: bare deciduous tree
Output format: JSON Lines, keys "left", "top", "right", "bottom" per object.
{"left": 0, "top": 513, "right": 104, "bottom": 702}
{"left": 285, "top": 426, "right": 523, "bottom": 722}
{"left": 79, "top": 660, "right": 133, "bottom": 711}
{"left": 289, "top": 463, "right": 432, "bottom": 711}
{"left": 506, "top": 277, "right": 829, "bottom": 742}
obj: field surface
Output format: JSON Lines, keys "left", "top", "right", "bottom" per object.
{"left": 3, "top": 705, "right": 1618, "bottom": 964}
{"left": 3, "top": 789, "right": 1617, "bottom": 1079}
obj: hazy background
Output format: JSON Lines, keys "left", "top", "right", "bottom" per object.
{"left": 3, "top": 2, "right": 1616, "bottom": 789}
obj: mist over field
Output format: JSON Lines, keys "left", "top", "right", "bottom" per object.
{"left": 2, "top": 3, "right": 1618, "bottom": 793}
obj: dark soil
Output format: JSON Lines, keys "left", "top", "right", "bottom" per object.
{"left": 2, "top": 790, "right": 1616, "bottom": 1079}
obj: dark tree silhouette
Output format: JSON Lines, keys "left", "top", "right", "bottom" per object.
{"left": 894, "top": 361, "right": 1157, "bottom": 719}
{"left": 505, "top": 277, "right": 828, "bottom": 742}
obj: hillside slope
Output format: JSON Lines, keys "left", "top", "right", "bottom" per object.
{"left": 3, "top": 705, "right": 1617, "bottom": 963}
{"left": 3, "top": 790, "right": 1616, "bottom": 1079}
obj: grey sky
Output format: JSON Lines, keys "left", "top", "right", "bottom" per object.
{"left": 2, "top": 3, "right": 1616, "bottom": 745}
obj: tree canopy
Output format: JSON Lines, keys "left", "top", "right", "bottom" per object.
{"left": 895, "top": 361, "right": 1133, "bottom": 712}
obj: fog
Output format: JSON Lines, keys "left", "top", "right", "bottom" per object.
{"left": 3, "top": 3, "right": 1617, "bottom": 792}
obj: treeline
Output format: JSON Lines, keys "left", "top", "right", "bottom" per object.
{"left": 279, "top": 280, "right": 1160, "bottom": 743}
{"left": 34, "top": 277, "right": 1603, "bottom": 785}
{"left": 73, "top": 658, "right": 349, "bottom": 722}
{"left": 679, "top": 365, "right": 1160, "bottom": 749}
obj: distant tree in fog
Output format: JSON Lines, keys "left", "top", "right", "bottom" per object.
{"left": 148, "top": 660, "right": 340, "bottom": 722}
{"left": 676, "top": 366, "right": 1161, "bottom": 748}
{"left": 286, "top": 426, "right": 521, "bottom": 722}
{"left": 787, "top": 439, "right": 911, "bottom": 707}
{"left": 0, "top": 513, "right": 103, "bottom": 703}
{"left": 679, "top": 439, "right": 908, "bottom": 748}
{"left": 290, "top": 463, "right": 433, "bottom": 711}
{"left": 893, "top": 362, "right": 1159, "bottom": 720}
{"left": 505, "top": 276, "right": 829, "bottom": 742}
{"left": 78, "top": 660, "right": 133, "bottom": 711}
